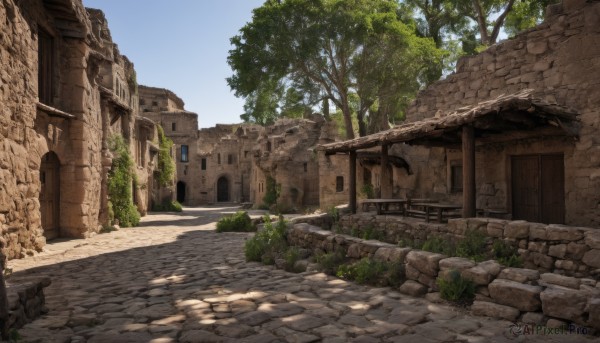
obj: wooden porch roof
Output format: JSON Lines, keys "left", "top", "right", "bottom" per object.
{"left": 319, "top": 89, "right": 580, "bottom": 154}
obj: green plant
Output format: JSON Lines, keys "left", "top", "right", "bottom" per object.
{"left": 397, "top": 237, "right": 419, "bottom": 248}
{"left": 361, "top": 183, "right": 375, "bottom": 199}
{"left": 437, "top": 269, "right": 475, "bottom": 303}
{"left": 327, "top": 206, "right": 340, "bottom": 223}
{"left": 315, "top": 250, "right": 346, "bottom": 275}
{"left": 263, "top": 176, "right": 280, "bottom": 207}
{"left": 152, "top": 200, "right": 183, "bottom": 212}
{"left": 8, "top": 328, "right": 21, "bottom": 342}
{"left": 284, "top": 246, "right": 305, "bottom": 273}
{"left": 361, "top": 225, "right": 384, "bottom": 241}
{"left": 155, "top": 125, "right": 176, "bottom": 187}
{"left": 456, "top": 229, "right": 487, "bottom": 261}
{"left": 422, "top": 236, "right": 455, "bottom": 255}
{"left": 336, "top": 258, "right": 404, "bottom": 287}
{"left": 100, "top": 225, "right": 117, "bottom": 234}
{"left": 217, "top": 211, "right": 255, "bottom": 232}
{"left": 107, "top": 135, "right": 140, "bottom": 227}
{"left": 492, "top": 240, "right": 523, "bottom": 267}
{"left": 244, "top": 215, "right": 288, "bottom": 264}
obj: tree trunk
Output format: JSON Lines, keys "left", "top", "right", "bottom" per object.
{"left": 341, "top": 98, "right": 355, "bottom": 139}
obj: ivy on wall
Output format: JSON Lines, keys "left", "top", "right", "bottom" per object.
{"left": 156, "top": 125, "right": 175, "bottom": 187}
{"left": 108, "top": 134, "right": 140, "bottom": 227}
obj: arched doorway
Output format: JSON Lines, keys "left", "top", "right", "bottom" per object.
{"left": 217, "top": 176, "right": 229, "bottom": 202}
{"left": 40, "top": 152, "right": 60, "bottom": 239}
{"left": 177, "top": 181, "right": 186, "bottom": 203}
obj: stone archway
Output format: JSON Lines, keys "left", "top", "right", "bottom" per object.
{"left": 40, "top": 151, "right": 60, "bottom": 240}
{"left": 177, "top": 181, "right": 186, "bottom": 204}
{"left": 217, "top": 176, "right": 229, "bottom": 202}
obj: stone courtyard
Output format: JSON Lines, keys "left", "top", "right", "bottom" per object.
{"left": 7, "top": 206, "right": 596, "bottom": 342}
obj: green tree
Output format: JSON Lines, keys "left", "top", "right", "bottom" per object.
{"left": 228, "top": 0, "right": 441, "bottom": 137}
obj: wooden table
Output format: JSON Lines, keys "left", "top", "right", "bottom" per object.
{"left": 412, "top": 203, "right": 462, "bottom": 223}
{"left": 361, "top": 199, "right": 407, "bottom": 215}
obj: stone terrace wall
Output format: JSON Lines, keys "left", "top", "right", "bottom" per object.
{"left": 6, "top": 277, "right": 51, "bottom": 330}
{"left": 338, "top": 214, "right": 600, "bottom": 278}
{"left": 288, "top": 223, "right": 600, "bottom": 331}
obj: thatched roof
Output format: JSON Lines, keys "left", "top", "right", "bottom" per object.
{"left": 319, "top": 90, "right": 580, "bottom": 154}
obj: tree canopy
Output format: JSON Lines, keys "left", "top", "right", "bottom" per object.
{"left": 227, "top": 0, "right": 442, "bottom": 138}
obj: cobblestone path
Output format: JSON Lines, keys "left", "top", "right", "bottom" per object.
{"left": 8, "top": 206, "right": 594, "bottom": 342}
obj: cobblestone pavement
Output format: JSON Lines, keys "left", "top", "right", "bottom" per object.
{"left": 7, "top": 206, "right": 595, "bottom": 343}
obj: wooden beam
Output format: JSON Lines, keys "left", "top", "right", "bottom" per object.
{"left": 380, "top": 144, "right": 391, "bottom": 198}
{"left": 462, "top": 125, "right": 476, "bottom": 218}
{"left": 349, "top": 150, "right": 357, "bottom": 214}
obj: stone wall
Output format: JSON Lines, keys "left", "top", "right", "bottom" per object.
{"left": 389, "top": 0, "right": 600, "bottom": 227}
{"left": 6, "top": 277, "right": 51, "bottom": 330}
{"left": 288, "top": 223, "right": 600, "bottom": 331}
{"left": 337, "top": 213, "right": 600, "bottom": 278}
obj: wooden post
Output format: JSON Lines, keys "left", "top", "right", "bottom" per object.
{"left": 349, "top": 150, "right": 357, "bottom": 213}
{"left": 462, "top": 125, "right": 476, "bottom": 218}
{"left": 380, "top": 144, "right": 391, "bottom": 198}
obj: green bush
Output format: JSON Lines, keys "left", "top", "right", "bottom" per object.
{"left": 456, "top": 229, "right": 487, "bottom": 261}
{"left": 493, "top": 240, "right": 523, "bottom": 267}
{"left": 217, "top": 211, "right": 255, "bottom": 232}
{"left": 107, "top": 135, "right": 140, "bottom": 227}
{"left": 152, "top": 200, "right": 183, "bottom": 212}
{"left": 422, "top": 236, "right": 455, "bottom": 255}
{"left": 315, "top": 250, "right": 346, "bottom": 275}
{"left": 437, "top": 269, "right": 475, "bottom": 303}
{"left": 361, "top": 225, "right": 385, "bottom": 241}
{"left": 336, "top": 258, "right": 404, "bottom": 287}
{"left": 361, "top": 183, "right": 375, "bottom": 199}
{"left": 263, "top": 176, "right": 280, "bottom": 207}
{"left": 244, "top": 215, "right": 288, "bottom": 264}
{"left": 284, "top": 246, "right": 305, "bottom": 273}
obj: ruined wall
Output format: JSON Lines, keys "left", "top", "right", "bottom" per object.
{"left": 398, "top": 0, "right": 600, "bottom": 227}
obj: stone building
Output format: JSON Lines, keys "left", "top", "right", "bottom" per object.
{"left": 0, "top": 0, "right": 163, "bottom": 261}
{"left": 321, "top": 0, "right": 600, "bottom": 228}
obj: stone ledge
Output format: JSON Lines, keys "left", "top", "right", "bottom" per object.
{"left": 5, "top": 276, "right": 51, "bottom": 330}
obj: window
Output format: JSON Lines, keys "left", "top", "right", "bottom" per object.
{"left": 217, "top": 153, "right": 221, "bottom": 164}
{"left": 172, "top": 122, "right": 176, "bottom": 131}
{"left": 244, "top": 151, "right": 248, "bottom": 158}
{"left": 38, "top": 29, "right": 53, "bottom": 104}
{"left": 228, "top": 154, "right": 233, "bottom": 165}
{"left": 303, "top": 162, "right": 308, "bottom": 172}
{"left": 201, "top": 158, "right": 206, "bottom": 170}
{"left": 181, "top": 145, "right": 188, "bottom": 162}
{"left": 266, "top": 141, "right": 272, "bottom": 152}
{"left": 336, "top": 176, "right": 344, "bottom": 192}
{"left": 450, "top": 164, "right": 463, "bottom": 193}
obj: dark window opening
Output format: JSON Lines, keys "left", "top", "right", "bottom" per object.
{"left": 181, "top": 145, "right": 188, "bottom": 162}
{"left": 303, "top": 162, "right": 308, "bottom": 172}
{"left": 228, "top": 154, "right": 233, "bottom": 164}
{"left": 336, "top": 176, "right": 344, "bottom": 192}
{"left": 266, "top": 141, "right": 272, "bottom": 152}
{"left": 244, "top": 151, "right": 248, "bottom": 158}
{"left": 172, "top": 122, "right": 176, "bottom": 131}
{"left": 217, "top": 153, "right": 221, "bottom": 164}
{"left": 38, "top": 29, "right": 54, "bottom": 105}
{"left": 450, "top": 164, "right": 463, "bottom": 193}
{"left": 201, "top": 158, "right": 206, "bottom": 170}
{"left": 152, "top": 101, "right": 158, "bottom": 106}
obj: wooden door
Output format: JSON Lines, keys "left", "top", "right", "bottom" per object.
{"left": 40, "top": 152, "right": 60, "bottom": 239}
{"left": 217, "top": 177, "right": 229, "bottom": 202}
{"left": 511, "top": 154, "right": 564, "bottom": 224}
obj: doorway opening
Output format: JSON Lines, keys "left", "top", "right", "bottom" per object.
{"left": 40, "top": 151, "right": 60, "bottom": 239}
{"left": 217, "top": 176, "right": 229, "bottom": 202}
{"left": 176, "top": 181, "right": 186, "bottom": 203}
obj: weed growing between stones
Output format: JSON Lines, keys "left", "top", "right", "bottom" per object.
{"left": 283, "top": 246, "right": 306, "bottom": 273}
{"left": 244, "top": 215, "right": 287, "bottom": 264}
{"left": 492, "top": 240, "right": 523, "bottom": 267}
{"left": 152, "top": 200, "right": 183, "bottom": 212}
{"left": 107, "top": 135, "right": 140, "bottom": 227}
{"left": 455, "top": 229, "right": 487, "bottom": 261}
{"left": 336, "top": 258, "right": 404, "bottom": 287}
{"left": 216, "top": 211, "right": 255, "bottom": 232}
{"left": 437, "top": 269, "right": 475, "bottom": 304}
{"left": 421, "top": 236, "right": 455, "bottom": 255}
{"left": 314, "top": 250, "right": 346, "bottom": 275}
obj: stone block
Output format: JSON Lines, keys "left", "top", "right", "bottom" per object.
{"left": 582, "top": 249, "right": 600, "bottom": 268}
{"left": 530, "top": 252, "right": 554, "bottom": 269}
{"left": 546, "top": 225, "right": 584, "bottom": 241}
{"left": 471, "top": 301, "right": 520, "bottom": 322}
{"left": 567, "top": 242, "right": 589, "bottom": 260}
{"left": 504, "top": 221, "right": 529, "bottom": 239}
{"left": 405, "top": 264, "right": 420, "bottom": 281}
{"left": 497, "top": 268, "right": 540, "bottom": 283}
{"left": 540, "top": 273, "right": 580, "bottom": 289}
{"left": 527, "top": 41, "right": 548, "bottom": 55}
{"left": 588, "top": 298, "right": 600, "bottom": 330}
{"left": 540, "top": 286, "right": 588, "bottom": 324}
{"left": 462, "top": 262, "right": 500, "bottom": 286}
{"left": 548, "top": 244, "right": 567, "bottom": 259}
{"left": 438, "top": 257, "right": 476, "bottom": 271}
{"left": 373, "top": 247, "right": 411, "bottom": 263}
{"left": 529, "top": 224, "right": 548, "bottom": 240}
{"left": 399, "top": 280, "right": 428, "bottom": 297}
{"left": 347, "top": 243, "right": 361, "bottom": 259}
{"left": 584, "top": 230, "right": 600, "bottom": 249}
{"left": 521, "top": 312, "right": 545, "bottom": 325}
{"left": 486, "top": 221, "right": 504, "bottom": 238}
{"left": 488, "top": 279, "right": 542, "bottom": 312}
{"left": 406, "top": 250, "right": 445, "bottom": 276}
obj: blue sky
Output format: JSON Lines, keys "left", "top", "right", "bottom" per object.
{"left": 83, "top": 0, "right": 264, "bottom": 128}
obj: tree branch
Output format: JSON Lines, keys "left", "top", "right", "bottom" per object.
{"left": 490, "top": 0, "right": 516, "bottom": 44}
